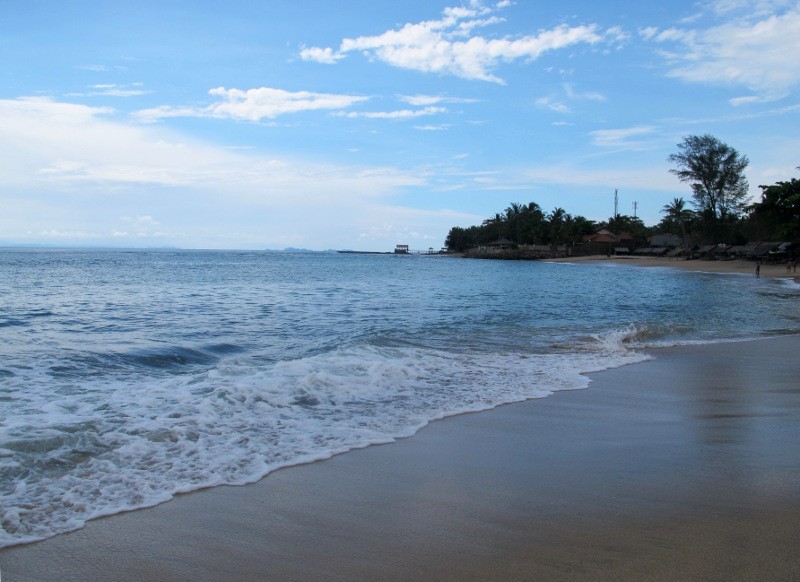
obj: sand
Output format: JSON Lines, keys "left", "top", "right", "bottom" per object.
{"left": 547, "top": 254, "right": 799, "bottom": 279}
{"left": 2, "top": 335, "right": 799, "bottom": 580}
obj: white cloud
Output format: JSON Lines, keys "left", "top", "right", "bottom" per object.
{"left": 729, "top": 95, "right": 768, "bottom": 106}
{"left": 120, "top": 215, "right": 162, "bottom": 237}
{"left": 300, "top": 3, "right": 612, "bottom": 83}
{"left": 414, "top": 124, "right": 450, "bottom": 131}
{"left": 536, "top": 83, "right": 605, "bottom": 113}
{"left": 589, "top": 126, "right": 658, "bottom": 148}
{"left": 521, "top": 163, "right": 679, "bottom": 193}
{"left": 563, "top": 83, "right": 605, "bottom": 102}
{"left": 89, "top": 84, "right": 151, "bottom": 98}
{"left": 67, "top": 84, "right": 152, "bottom": 98}
{"left": 709, "top": 0, "right": 794, "bottom": 17}
{"left": 0, "top": 97, "right": 453, "bottom": 249}
{"left": 398, "top": 94, "right": 478, "bottom": 106}
{"left": 644, "top": 4, "right": 800, "bottom": 99}
{"left": 400, "top": 94, "right": 445, "bottom": 106}
{"left": 298, "top": 46, "right": 344, "bottom": 64}
{"left": 134, "top": 87, "right": 369, "bottom": 122}
{"left": 337, "top": 106, "right": 446, "bottom": 119}
{"left": 536, "top": 97, "right": 570, "bottom": 113}
{"left": 79, "top": 65, "right": 111, "bottom": 72}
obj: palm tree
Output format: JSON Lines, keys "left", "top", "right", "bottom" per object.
{"left": 521, "top": 202, "right": 546, "bottom": 244}
{"left": 481, "top": 213, "right": 504, "bottom": 244}
{"left": 548, "top": 207, "right": 566, "bottom": 245}
{"left": 662, "top": 197, "right": 694, "bottom": 255}
{"left": 504, "top": 202, "right": 524, "bottom": 243}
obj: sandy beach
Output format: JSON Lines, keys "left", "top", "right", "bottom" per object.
{"left": 547, "top": 254, "right": 799, "bottom": 279}
{"left": 2, "top": 334, "right": 799, "bottom": 580}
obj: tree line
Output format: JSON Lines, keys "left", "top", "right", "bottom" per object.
{"left": 445, "top": 134, "right": 799, "bottom": 252}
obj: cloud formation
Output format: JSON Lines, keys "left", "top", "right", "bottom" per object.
{"left": 336, "top": 106, "right": 446, "bottom": 119}
{"left": 589, "top": 126, "right": 658, "bottom": 149}
{"left": 67, "top": 84, "right": 151, "bottom": 98}
{"left": 134, "top": 87, "right": 369, "bottom": 122}
{"left": 642, "top": 2, "right": 800, "bottom": 101}
{"left": 3, "top": 97, "right": 491, "bottom": 249}
{"left": 300, "top": 2, "right": 612, "bottom": 83}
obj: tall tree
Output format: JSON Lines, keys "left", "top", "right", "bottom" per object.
{"left": 668, "top": 135, "right": 749, "bottom": 240}
{"left": 548, "top": 207, "right": 567, "bottom": 244}
{"left": 747, "top": 177, "right": 800, "bottom": 242}
{"left": 520, "top": 202, "right": 546, "bottom": 244}
{"left": 661, "top": 197, "right": 694, "bottom": 249}
{"left": 480, "top": 213, "right": 504, "bottom": 244}
{"left": 445, "top": 226, "right": 475, "bottom": 252}
{"left": 504, "top": 202, "right": 524, "bottom": 243}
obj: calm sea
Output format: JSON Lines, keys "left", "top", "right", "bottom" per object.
{"left": 1, "top": 249, "right": 798, "bottom": 546}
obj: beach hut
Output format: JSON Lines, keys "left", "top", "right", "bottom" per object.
{"left": 696, "top": 245, "right": 718, "bottom": 259}
{"left": 753, "top": 242, "right": 780, "bottom": 259}
{"left": 724, "top": 245, "right": 746, "bottom": 258}
{"left": 769, "top": 242, "right": 792, "bottom": 262}
{"left": 647, "top": 233, "right": 682, "bottom": 248}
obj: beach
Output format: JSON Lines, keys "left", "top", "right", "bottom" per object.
{"left": 547, "top": 254, "right": 798, "bottom": 279}
{"left": 2, "top": 333, "right": 799, "bottom": 581}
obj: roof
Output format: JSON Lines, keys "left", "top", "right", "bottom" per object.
{"left": 648, "top": 233, "right": 682, "bottom": 247}
{"left": 585, "top": 233, "right": 617, "bottom": 244}
{"left": 753, "top": 242, "right": 780, "bottom": 256}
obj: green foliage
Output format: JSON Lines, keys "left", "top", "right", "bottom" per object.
{"left": 444, "top": 201, "right": 596, "bottom": 251}
{"left": 658, "top": 197, "right": 696, "bottom": 248}
{"left": 668, "top": 134, "right": 749, "bottom": 242}
{"left": 747, "top": 178, "right": 800, "bottom": 242}
{"left": 444, "top": 170, "right": 798, "bottom": 252}
{"left": 597, "top": 214, "right": 652, "bottom": 246}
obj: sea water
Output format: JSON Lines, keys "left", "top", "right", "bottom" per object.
{"left": 1, "top": 249, "right": 798, "bottom": 547}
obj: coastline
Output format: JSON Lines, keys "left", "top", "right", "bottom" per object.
{"left": 2, "top": 335, "right": 799, "bottom": 580}
{"left": 546, "top": 254, "right": 799, "bottom": 279}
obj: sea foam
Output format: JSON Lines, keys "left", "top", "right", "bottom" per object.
{"left": 0, "top": 334, "right": 647, "bottom": 547}
{"left": 3, "top": 249, "right": 798, "bottom": 548}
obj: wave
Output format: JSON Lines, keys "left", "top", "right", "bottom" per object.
{"left": 118, "top": 346, "right": 223, "bottom": 369}
{"left": 0, "top": 332, "right": 648, "bottom": 548}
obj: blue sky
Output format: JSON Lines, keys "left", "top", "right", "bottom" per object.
{"left": 1, "top": 0, "right": 799, "bottom": 250}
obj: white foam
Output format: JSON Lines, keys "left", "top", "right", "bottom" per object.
{"left": 777, "top": 277, "right": 800, "bottom": 290}
{"left": 0, "top": 335, "right": 648, "bottom": 548}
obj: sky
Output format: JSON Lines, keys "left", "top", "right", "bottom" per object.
{"left": 1, "top": 0, "right": 799, "bottom": 251}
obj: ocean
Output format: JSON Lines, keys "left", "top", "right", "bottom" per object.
{"left": 1, "top": 248, "right": 798, "bottom": 547}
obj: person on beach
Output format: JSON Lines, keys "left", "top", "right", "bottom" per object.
{"left": 756, "top": 261, "right": 761, "bottom": 277}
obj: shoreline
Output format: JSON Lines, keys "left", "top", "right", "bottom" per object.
{"left": 546, "top": 254, "right": 799, "bottom": 279}
{"left": 2, "top": 335, "right": 800, "bottom": 580}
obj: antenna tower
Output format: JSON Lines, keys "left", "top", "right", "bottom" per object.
{"left": 614, "top": 189, "right": 619, "bottom": 219}
{"left": 632, "top": 201, "right": 638, "bottom": 218}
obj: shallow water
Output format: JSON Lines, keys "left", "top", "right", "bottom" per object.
{"left": 1, "top": 249, "right": 798, "bottom": 546}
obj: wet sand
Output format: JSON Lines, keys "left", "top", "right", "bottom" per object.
{"left": 2, "top": 336, "right": 800, "bottom": 580}
{"left": 547, "top": 254, "right": 798, "bottom": 279}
